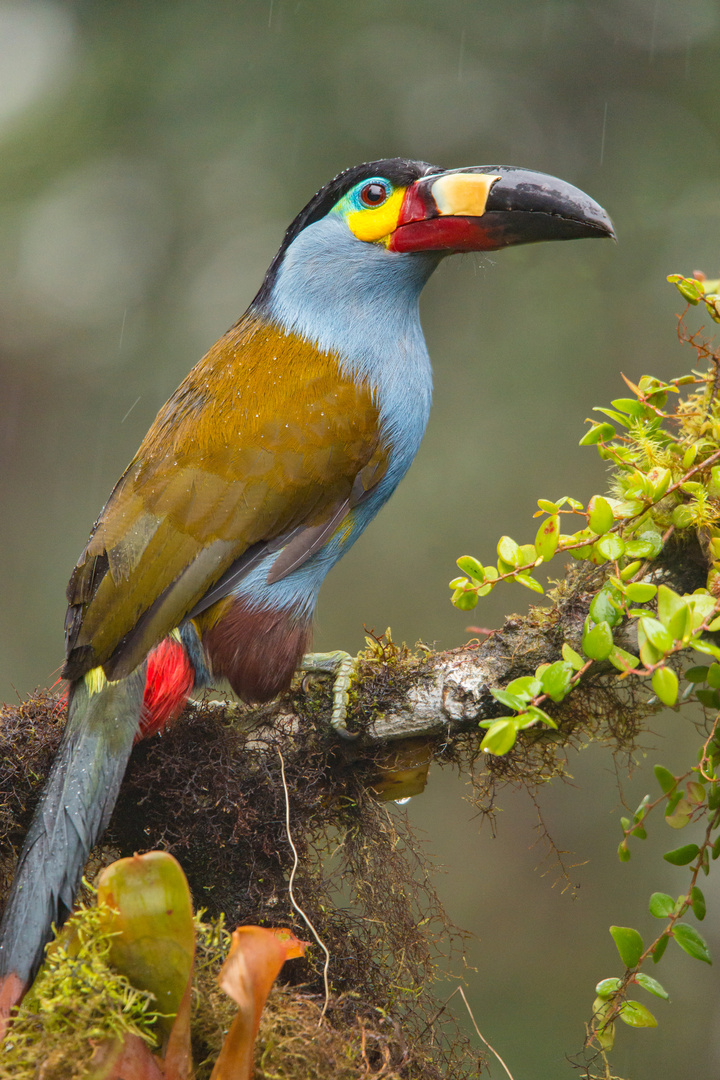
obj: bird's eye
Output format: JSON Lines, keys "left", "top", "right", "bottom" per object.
{"left": 359, "top": 182, "right": 389, "bottom": 208}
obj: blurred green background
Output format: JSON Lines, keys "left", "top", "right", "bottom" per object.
{"left": 1, "top": 2, "right": 719, "bottom": 1076}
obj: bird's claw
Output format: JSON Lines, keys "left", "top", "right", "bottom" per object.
{"left": 299, "top": 650, "right": 359, "bottom": 739}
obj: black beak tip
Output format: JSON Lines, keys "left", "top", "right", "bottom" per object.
{"left": 479, "top": 166, "right": 616, "bottom": 246}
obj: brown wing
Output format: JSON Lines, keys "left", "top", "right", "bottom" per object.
{"left": 63, "top": 313, "right": 388, "bottom": 681}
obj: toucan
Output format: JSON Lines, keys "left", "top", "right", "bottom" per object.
{"left": 0, "top": 158, "right": 614, "bottom": 1025}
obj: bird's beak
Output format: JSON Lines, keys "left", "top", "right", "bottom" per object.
{"left": 388, "top": 166, "right": 615, "bottom": 253}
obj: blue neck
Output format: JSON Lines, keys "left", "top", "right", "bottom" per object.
{"left": 238, "top": 215, "right": 442, "bottom": 614}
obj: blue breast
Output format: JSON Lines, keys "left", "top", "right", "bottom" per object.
{"left": 235, "top": 214, "right": 442, "bottom": 615}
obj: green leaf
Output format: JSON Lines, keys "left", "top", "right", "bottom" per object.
{"left": 638, "top": 616, "right": 673, "bottom": 653}
{"left": 635, "top": 973, "right": 669, "bottom": 1000}
{"left": 686, "top": 781, "right": 705, "bottom": 806}
{"left": 478, "top": 715, "right": 514, "bottom": 728}
{"left": 539, "top": 660, "right": 574, "bottom": 702}
{"left": 452, "top": 588, "right": 479, "bottom": 610}
{"left": 595, "top": 977, "right": 622, "bottom": 999}
{"left": 480, "top": 719, "right": 519, "bottom": 756}
{"left": 669, "top": 275, "right": 703, "bottom": 304}
{"left": 582, "top": 619, "right": 614, "bottom": 661}
{"left": 519, "top": 543, "right": 538, "bottom": 564}
{"left": 665, "top": 790, "right": 683, "bottom": 813}
{"left": 624, "top": 539, "right": 654, "bottom": 558}
{"left": 673, "top": 922, "right": 712, "bottom": 964}
{"left": 594, "top": 534, "right": 626, "bottom": 562}
{"left": 594, "top": 406, "right": 629, "bottom": 426}
{"left": 624, "top": 582, "right": 657, "bottom": 603}
{"left": 625, "top": 529, "right": 664, "bottom": 559}
{"left": 618, "top": 840, "right": 631, "bottom": 861}
{"left": 665, "top": 796, "right": 694, "bottom": 829}
{"left": 568, "top": 527, "right": 596, "bottom": 559}
{"left": 691, "top": 885, "right": 707, "bottom": 921}
{"left": 619, "top": 1000, "right": 657, "bottom": 1028}
{"left": 595, "top": 1018, "right": 615, "bottom": 1051}
{"left": 690, "top": 591, "right": 718, "bottom": 625}
{"left": 512, "top": 711, "right": 537, "bottom": 730}
{"left": 654, "top": 765, "right": 676, "bottom": 794}
{"left": 672, "top": 503, "right": 695, "bottom": 528}
{"left": 537, "top": 498, "right": 559, "bottom": 514}
{"left": 684, "top": 665, "right": 710, "bottom": 683}
{"left": 522, "top": 704, "right": 557, "bottom": 728}
{"left": 588, "top": 495, "right": 615, "bottom": 535}
{"left": 648, "top": 467, "right": 672, "bottom": 499}
{"left": 562, "top": 642, "right": 584, "bottom": 670}
{"left": 611, "top": 397, "right": 648, "bottom": 418}
{"left": 490, "top": 688, "right": 526, "bottom": 711}
{"left": 649, "top": 892, "right": 675, "bottom": 918}
{"left": 505, "top": 676, "right": 542, "bottom": 701}
{"left": 633, "top": 794, "right": 650, "bottom": 822}
{"left": 610, "top": 925, "right": 644, "bottom": 968}
{"left": 693, "top": 638, "right": 720, "bottom": 661}
{"left": 639, "top": 638, "right": 662, "bottom": 669}
{"left": 514, "top": 572, "right": 544, "bottom": 594}
{"left": 657, "top": 584, "right": 685, "bottom": 625}
{"left": 652, "top": 935, "right": 669, "bottom": 964}
{"left": 707, "top": 663, "right": 720, "bottom": 689}
{"left": 666, "top": 605, "right": 691, "bottom": 642}
{"left": 609, "top": 646, "right": 640, "bottom": 672}
{"left": 497, "top": 535, "right": 521, "bottom": 566}
{"left": 663, "top": 843, "right": 700, "bottom": 866}
{"left": 620, "top": 560, "right": 643, "bottom": 580}
{"left": 589, "top": 588, "right": 623, "bottom": 628}
{"left": 456, "top": 555, "right": 484, "bottom": 580}
{"left": 580, "top": 422, "right": 616, "bottom": 445}
{"left": 652, "top": 667, "right": 678, "bottom": 706}
{"left": 696, "top": 688, "right": 720, "bottom": 709}
{"left": 535, "top": 514, "right": 560, "bottom": 561}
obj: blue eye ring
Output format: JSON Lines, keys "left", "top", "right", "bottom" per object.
{"left": 359, "top": 180, "right": 390, "bottom": 208}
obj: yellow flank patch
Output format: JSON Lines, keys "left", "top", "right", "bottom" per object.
{"left": 431, "top": 172, "right": 501, "bottom": 218}
{"left": 346, "top": 187, "right": 406, "bottom": 245}
{"left": 84, "top": 666, "right": 108, "bottom": 695}
{"left": 335, "top": 510, "right": 356, "bottom": 546}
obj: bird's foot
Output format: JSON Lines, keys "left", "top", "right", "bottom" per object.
{"left": 299, "top": 650, "right": 359, "bottom": 740}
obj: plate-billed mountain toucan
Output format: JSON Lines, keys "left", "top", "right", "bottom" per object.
{"left": 0, "top": 158, "right": 614, "bottom": 1022}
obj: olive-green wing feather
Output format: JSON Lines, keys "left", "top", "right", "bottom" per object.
{"left": 64, "top": 314, "right": 388, "bottom": 680}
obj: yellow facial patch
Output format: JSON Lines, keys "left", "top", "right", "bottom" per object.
{"left": 346, "top": 186, "right": 407, "bottom": 245}
{"left": 430, "top": 173, "right": 501, "bottom": 218}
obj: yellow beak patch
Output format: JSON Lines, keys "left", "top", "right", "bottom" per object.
{"left": 430, "top": 173, "right": 501, "bottom": 218}
{"left": 346, "top": 187, "right": 407, "bottom": 245}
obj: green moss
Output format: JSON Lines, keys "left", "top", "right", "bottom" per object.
{"left": 0, "top": 903, "right": 160, "bottom": 1080}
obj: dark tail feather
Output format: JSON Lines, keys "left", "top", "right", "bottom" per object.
{"left": 0, "top": 667, "right": 145, "bottom": 1024}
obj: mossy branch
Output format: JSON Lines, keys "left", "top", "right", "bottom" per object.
{"left": 4, "top": 275, "right": 720, "bottom": 1080}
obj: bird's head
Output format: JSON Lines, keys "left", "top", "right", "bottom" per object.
{"left": 255, "top": 158, "right": 614, "bottom": 354}
{"left": 257, "top": 157, "right": 614, "bottom": 296}
{"left": 330, "top": 161, "right": 615, "bottom": 253}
